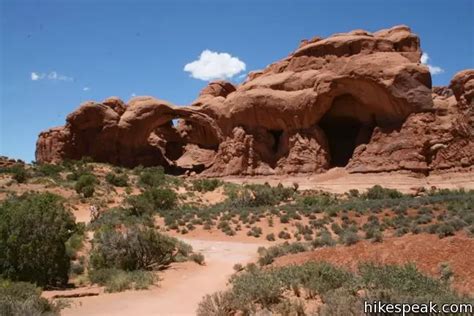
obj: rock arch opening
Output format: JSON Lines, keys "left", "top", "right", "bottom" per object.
{"left": 319, "top": 94, "right": 376, "bottom": 167}
{"left": 269, "top": 130, "right": 283, "bottom": 153}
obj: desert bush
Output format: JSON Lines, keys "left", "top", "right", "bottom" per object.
{"left": 138, "top": 166, "right": 166, "bottom": 187}
{"left": 339, "top": 230, "right": 360, "bottom": 246}
{"left": 258, "top": 242, "right": 309, "bottom": 266}
{"left": 279, "top": 213, "right": 290, "bottom": 224}
{"left": 196, "top": 291, "right": 234, "bottom": 316}
{"left": 190, "top": 253, "right": 205, "bottom": 265}
{"left": 0, "top": 164, "right": 30, "bottom": 183}
{"left": 247, "top": 226, "right": 263, "bottom": 238}
{"left": 88, "top": 207, "right": 154, "bottom": 231}
{"left": 0, "top": 193, "right": 76, "bottom": 287}
{"left": 65, "top": 160, "right": 94, "bottom": 181}
{"left": 225, "top": 183, "right": 293, "bottom": 208}
{"left": 143, "top": 187, "right": 177, "bottom": 210}
{"left": 230, "top": 268, "right": 284, "bottom": 311}
{"left": 266, "top": 233, "right": 276, "bottom": 241}
{"left": 318, "top": 288, "right": 362, "bottom": 316}
{"left": 312, "top": 230, "right": 336, "bottom": 248}
{"left": 88, "top": 268, "right": 155, "bottom": 292}
{"left": 65, "top": 224, "right": 86, "bottom": 259}
{"left": 75, "top": 174, "right": 98, "bottom": 197}
{"left": 0, "top": 280, "right": 62, "bottom": 316}
{"left": 34, "top": 163, "right": 64, "bottom": 178}
{"left": 90, "top": 226, "right": 183, "bottom": 271}
{"left": 278, "top": 230, "right": 291, "bottom": 240}
{"left": 363, "top": 185, "right": 403, "bottom": 200}
{"left": 192, "top": 178, "right": 222, "bottom": 192}
{"left": 285, "top": 262, "right": 353, "bottom": 297}
{"left": 105, "top": 172, "right": 129, "bottom": 187}
{"left": 125, "top": 194, "right": 154, "bottom": 217}
{"left": 436, "top": 223, "right": 456, "bottom": 238}
{"left": 299, "top": 194, "right": 335, "bottom": 208}
{"left": 233, "top": 264, "right": 244, "bottom": 272}
{"left": 359, "top": 263, "right": 464, "bottom": 304}
{"left": 200, "top": 259, "right": 471, "bottom": 314}
{"left": 70, "top": 261, "right": 85, "bottom": 276}
{"left": 273, "top": 299, "right": 306, "bottom": 316}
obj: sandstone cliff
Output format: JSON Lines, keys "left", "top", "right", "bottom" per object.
{"left": 36, "top": 26, "right": 473, "bottom": 175}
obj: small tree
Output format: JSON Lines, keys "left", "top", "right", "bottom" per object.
{"left": 0, "top": 193, "right": 76, "bottom": 287}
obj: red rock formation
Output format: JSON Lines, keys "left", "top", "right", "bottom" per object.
{"left": 35, "top": 26, "right": 473, "bottom": 175}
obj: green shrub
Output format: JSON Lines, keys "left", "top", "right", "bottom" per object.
{"left": 88, "top": 207, "right": 154, "bottom": 231}
{"left": 247, "top": 226, "right": 263, "bottom": 238}
{"left": 138, "top": 166, "right": 166, "bottom": 187}
{"left": 0, "top": 280, "right": 61, "bottom": 316}
{"left": 233, "top": 264, "right": 244, "bottom": 272}
{"left": 35, "top": 163, "right": 64, "bottom": 178}
{"left": 90, "top": 226, "right": 186, "bottom": 271}
{"left": 192, "top": 179, "right": 222, "bottom": 192}
{"left": 82, "top": 185, "right": 95, "bottom": 197}
{"left": 197, "top": 291, "right": 234, "bottom": 316}
{"left": 318, "top": 288, "right": 362, "bottom": 316}
{"left": 312, "top": 230, "right": 336, "bottom": 248}
{"left": 0, "top": 193, "right": 76, "bottom": 286}
{"left": 230, "top": 268, "right": 284, "bottom": 311}
{"left": 200, "top": 259, "right": 471, "bottom": 314}
{"left": 125, "top": 194, "right": 154, "bottom": 216}
{"left": 190, "top": 253, "right": 205, "bottom": 265}
{"left": 65, "top": 225, "right": 86, "bottom": 259}
{"left": 88, "top": 269, "right": 155, "bottom": 292}
{"left": 143, "top": 187, "right": 177, "bottom": 210}
{"left": 339, "top": 230, "right": 360, "bottom": 246}
{"left": 437, "top": 223, "right": 455, "bottom": 238}
{"left": 0, "top": 165, "right": 30, "bottom": 183}
{"left": 300, "top": 194, "right": 335, "bottom": 208}
{"left": 105, "top": 172, "right": 129, "bottom": 187}
{"left": 266, "top": 233, "right": 276, "bottom": 241}
{"left": 358, "top": 263, "right": 462, "bottom": 303}
{"left": 282, "top": 262, "right": 353, "bottom": 297}
{"left": 75, "top": 174, "right": 98, "bottom": 197}
{"left": 226, "top": 183, "right": 294, "bottom": 208}
{"left": 278, "top": 231, "right": 291, "bottom": 240}
{"left": 258, "top": 242, "right": 309, "bottom": 266}
{"left": 363, "top": 185, "right": 403, "bottom": 200}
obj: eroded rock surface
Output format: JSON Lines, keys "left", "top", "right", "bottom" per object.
{"left": 36, "top": 26, "right": 473, "bottom": 175}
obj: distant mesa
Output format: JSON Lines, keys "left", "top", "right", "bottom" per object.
{"left": 36, "top": 25, "right": 474, "bottom": 175}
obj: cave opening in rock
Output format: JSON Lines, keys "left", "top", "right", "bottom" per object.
{"left": 319, "top": 94, "right": 375, "bottom": 167}
{"left": 269, "top": 130, "right": 283, "bottom": 153}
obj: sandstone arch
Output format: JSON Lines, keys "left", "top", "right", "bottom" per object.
{"left": 117, "top": 97, "right": 223, "bottom": 168}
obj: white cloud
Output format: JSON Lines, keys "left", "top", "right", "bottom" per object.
{"left": 131, "top": 93, "right": 136, "bottom": 97}
{"left": 184, "top": 50, "right": 246, "bottom": 81}
{"left": 31, "top": 72, "right": 44, "bottom": 81}
{"left": 421, "top": 52, "right": 444, "bottom": 75}
{"left": 83, "top": 87, "right": 90, "bottom": 91}
{"left": 30, "top": 71, "right": 73, "bottom": 81}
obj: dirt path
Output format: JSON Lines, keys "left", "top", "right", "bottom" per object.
{"left": 60, "top": 238, "right": 262, "bottom": 316}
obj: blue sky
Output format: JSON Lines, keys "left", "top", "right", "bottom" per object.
{"left": 1, "top": 0, "right": 473, "bottom": 162}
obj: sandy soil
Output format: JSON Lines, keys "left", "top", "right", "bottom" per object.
{"left": 273, "top": 233, "right": 474, "bottom": 295}
{"left": 223, "top": 168, "right": 474, "bottom": 194}
{"left": 58, "top": 238, "right": 262, "bottom": 316}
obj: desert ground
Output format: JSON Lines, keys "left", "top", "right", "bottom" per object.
{"left": 1, "top": 160, "right": 473, "bottom": 315}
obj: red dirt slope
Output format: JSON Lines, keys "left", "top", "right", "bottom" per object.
{"left": 273, "top": 233, "right": 474, "bottom": 294}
